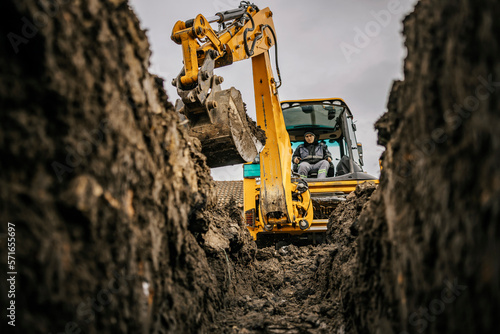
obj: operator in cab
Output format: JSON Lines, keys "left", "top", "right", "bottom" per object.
{"left": 292, "top": 131, "right": 332, "bottom": 179}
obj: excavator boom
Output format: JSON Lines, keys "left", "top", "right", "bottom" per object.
{"left": 171, "top": 3, "right": 280, "bottom": 168}
{"left": 171, "top": 3, "right": 313, "bottom": 231}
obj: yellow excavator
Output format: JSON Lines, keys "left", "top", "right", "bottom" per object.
{"left": 171, "top": 2, "right": 378, "bottom": 244}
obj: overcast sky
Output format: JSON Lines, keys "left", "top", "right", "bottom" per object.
{"left": 130, "top": 0, "right": 417, "bottom": 180}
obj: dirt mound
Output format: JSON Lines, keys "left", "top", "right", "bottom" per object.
{"left": 326, "top": 182, "right": 378, "bottom": 244}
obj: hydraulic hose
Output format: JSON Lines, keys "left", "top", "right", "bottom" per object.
{"left": 262, "top": 24, "right": 282, "bottom": 89}
{"left": 242, "top": 13, "right": 257, "bottom": 56}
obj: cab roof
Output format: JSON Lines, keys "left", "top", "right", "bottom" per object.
{"left": 281, "top": 98, "right": 347, "bottom": 104}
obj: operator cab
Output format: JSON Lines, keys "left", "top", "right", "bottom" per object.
{"left": 281, "top": 98, "right": 376, "bottom": 181}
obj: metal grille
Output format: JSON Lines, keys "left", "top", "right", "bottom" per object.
{"left": 215, "top": 180, "right": 244, "bottom": 208}
{"left": 312, "top": 200, "right": 341, "bottom": 219}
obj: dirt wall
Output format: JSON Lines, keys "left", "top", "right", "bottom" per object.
{"left": 0, "top": 1, "right": 250, "bottom": 333}
{"left": 328, "top": 0, "right": 500, "bottom": 333}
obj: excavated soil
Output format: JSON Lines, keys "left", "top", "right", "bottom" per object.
{"left": 211, "top": 244, "right": 338, "bottom": 334}
{"left": 1, "top": 0, "right": 499, "bottom": 334}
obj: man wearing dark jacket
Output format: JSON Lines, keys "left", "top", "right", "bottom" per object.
{"left": 292, "top": 131, "right": 332, "bottom": 178}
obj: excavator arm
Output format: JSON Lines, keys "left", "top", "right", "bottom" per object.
{"left": 171, "top": 3, "right": 277, "bottom": 86}
{"left": 171, "top": 2, "right": 313, "bottom": 230}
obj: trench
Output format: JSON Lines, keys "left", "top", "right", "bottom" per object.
{"left": 205, "top": 183, "right": 378, "bottom": 334}
{"left": 0, "top": 1, "right": 499, "bottom": 334}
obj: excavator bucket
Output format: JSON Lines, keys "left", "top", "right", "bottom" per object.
{"left": 173, "top": 51, "right": 265, "bottom": 168}
{"left": 188, "top": 88, "right": 265, "bottom": 168}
